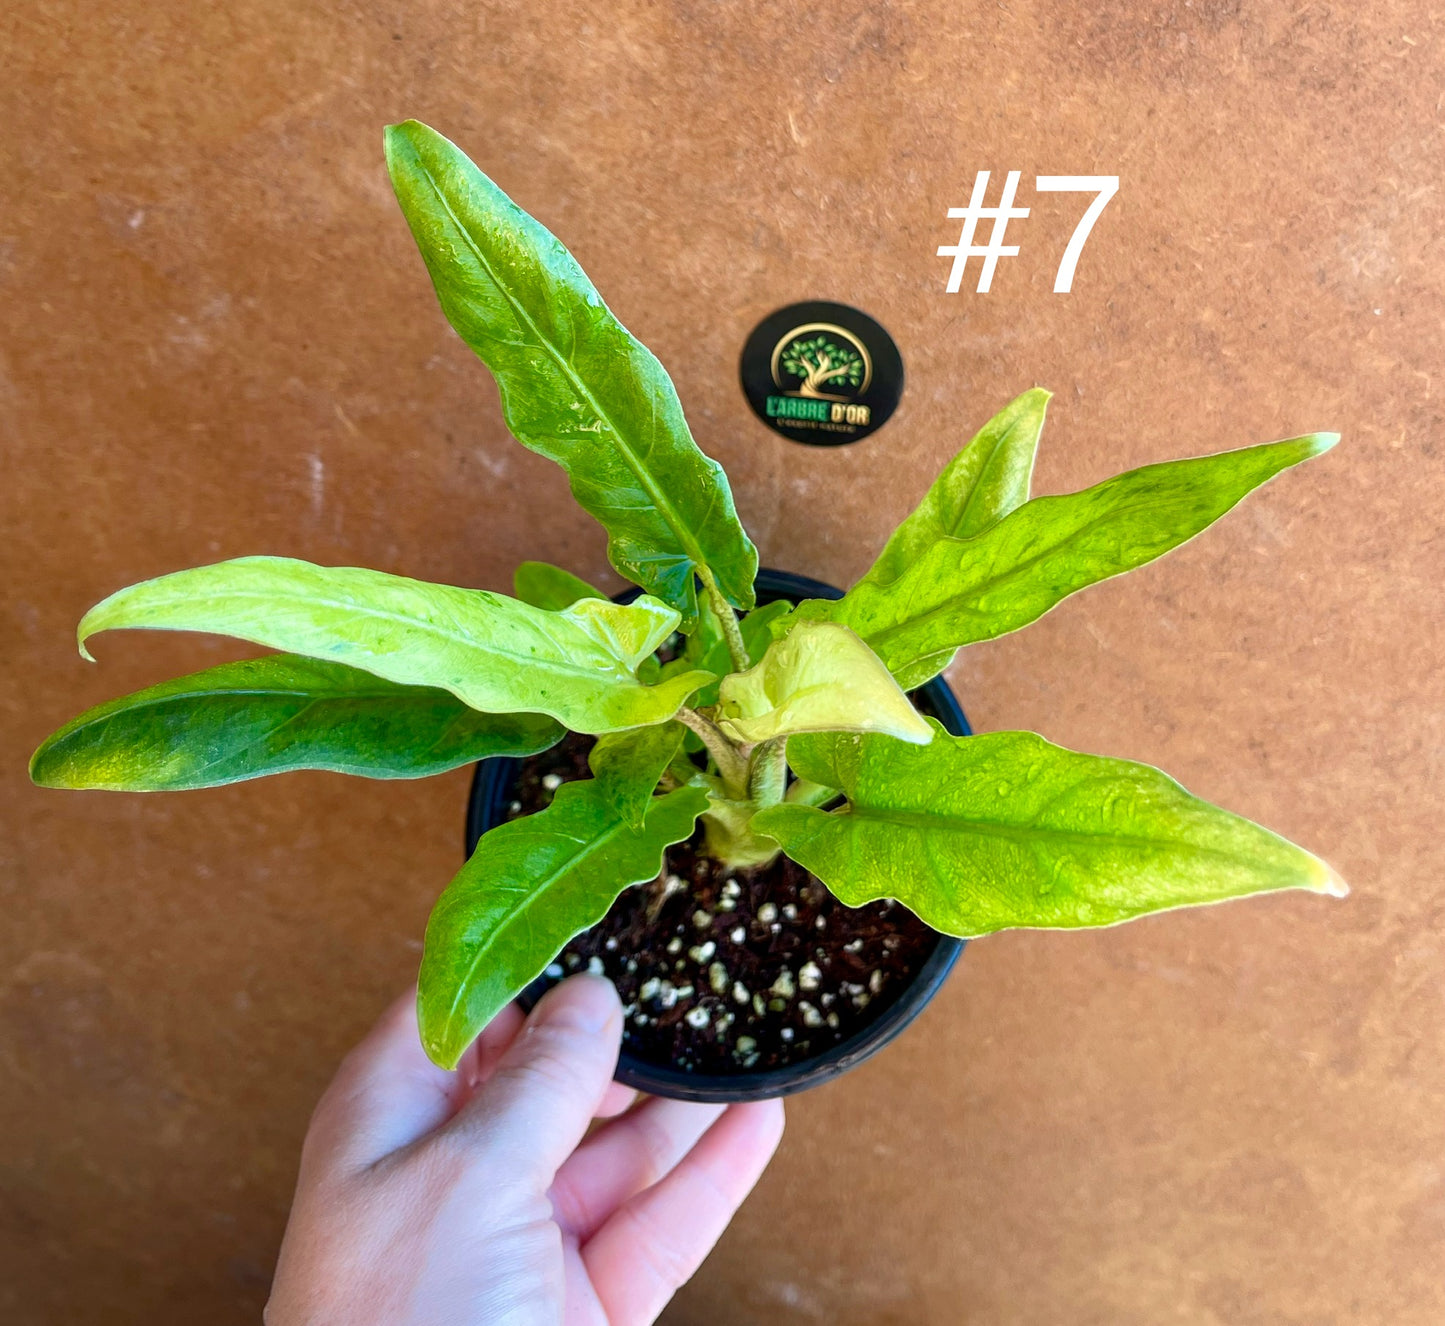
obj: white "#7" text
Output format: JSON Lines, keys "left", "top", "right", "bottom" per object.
{"left": 938, "top": 173, "right": 1119, "bottom": 294}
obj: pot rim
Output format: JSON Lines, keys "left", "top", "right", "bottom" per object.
{"left": 464, "top": 567, "right": 971, "bottom": 1103}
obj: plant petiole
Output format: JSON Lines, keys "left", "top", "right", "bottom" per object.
{"left": 675, "top": 706, "right": 750, "bottom": 797}
{"left": 697, "top": 565, "right": 750, "bottom": 674}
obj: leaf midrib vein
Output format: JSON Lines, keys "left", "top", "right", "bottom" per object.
{"left": 840, "top": 803, "right": 1271, "bottom": 866}
{"left": 414, "top": 157, "right": 711, "bottom": 575}
{"left": 442, "top": 814, "right": 636, "bottom": 1035}
{"left": 862, "top": 490, "right": 1197, "bottom": 653}
{"left": 946, "top": 417, "right": 1020, "bottom": 539}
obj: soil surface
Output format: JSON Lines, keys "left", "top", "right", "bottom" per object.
{"left": 505, "top": 732, "right": 942, "bottom": 1076}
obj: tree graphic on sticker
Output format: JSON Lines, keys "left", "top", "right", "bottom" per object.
{"left": 778, "top": 331, "right": 866, "bottom": 399}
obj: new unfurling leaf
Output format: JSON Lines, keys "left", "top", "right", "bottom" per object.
{"left": 716, "top": 621, "right": 932, "bottom": 746}
{"left": 684, "top": 596, "right": 797, "bottom": 709}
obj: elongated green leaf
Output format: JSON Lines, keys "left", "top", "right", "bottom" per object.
{"left": 77, "top": 557, "right": 713, "bottom": 735}
{"left": 753, "top": 723, "right": 1345, "bottom": 937}
{"left": 30, "top": 655, "right": 562, "bottom": 791}
{"left": 419, "top": 781, "right": 707, "bottom": 1067}
{"left": 716, "top": 621, "right": 932, "bottom": 745}
{"left": 588, "top": 721, "right": 685, "bottom": 828}
{"left": 856, "top": 387, "right": 1049, "bottom": 589}
{"left": 384, "top": 120, "right": 757, "bottom": 619}
{"left": 795, "top": 433, "right": 1337, "bottom": 688}
{"left": 513, "top": 561, "right": 604, "bottom": 611}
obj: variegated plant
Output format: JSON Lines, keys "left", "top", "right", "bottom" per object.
{"left": 30, "top": 120, "right": 1345, "bottom": 1070}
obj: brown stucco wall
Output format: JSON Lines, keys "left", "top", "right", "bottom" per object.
{"left": 2, "top": 2, "right": 1441, "bottom": 1322}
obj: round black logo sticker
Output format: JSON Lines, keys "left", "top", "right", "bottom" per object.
{"left": 740, "top": 301, "right": 903, "bottom": 446}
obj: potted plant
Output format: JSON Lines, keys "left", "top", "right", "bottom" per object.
{"left": 30, "top": 120, "right": 1345, "bottom": 1103}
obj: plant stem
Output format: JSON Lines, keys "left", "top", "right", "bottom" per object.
{"left": 675, "top": 706, "right": 749, "bottom": 796}
{"left": 697, "top": 566, "right": 750, "bottom": 674}
{"left": 748, "top": 737, "right": 788, "bottom": 809}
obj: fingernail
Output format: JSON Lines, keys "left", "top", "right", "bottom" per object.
{"left": 536, "top": 974, "right": 620, "bottom": 1035}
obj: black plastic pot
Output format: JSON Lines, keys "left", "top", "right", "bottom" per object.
{"left": 465, "top": 568, "right": 971, "bottom": 1102}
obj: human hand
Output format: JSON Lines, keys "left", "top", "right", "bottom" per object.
{"left": 266, "top": 975, "right": 785, "bottom": 1325}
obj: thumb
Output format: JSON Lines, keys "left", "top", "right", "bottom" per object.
{"left": 446, "top": 974, "right": 624, "bottom": 1189}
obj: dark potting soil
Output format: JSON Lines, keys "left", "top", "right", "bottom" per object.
{"left": 505, "top": 732, "right": 941, "bottom": 1076}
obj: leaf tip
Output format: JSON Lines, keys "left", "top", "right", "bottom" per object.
{"left": 381, "top": 120, "right": 406, "bottom": 157}
{"left": 382, "top": 119, "right": 441, "bottom": 187}
{"left": 416, "top": 996, "right": 464, "bottom": 1071}
{"left": 421, "top": 1034, "right": 460, "bottom": 1072}
{"left": 1316, "top": 863, "right": 1349, "bottom": 899}
{"left": 382, "top": 118, "right": 427, "bottom": 147}
{"left": 1293, "top": 431, "right": 1340, "bottom": 460}
{"left": 27, "top": 740, "right": 60, "bottom": 789}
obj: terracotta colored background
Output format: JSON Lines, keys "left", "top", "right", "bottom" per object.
{"left": 3, "top": 2, "right": 1441, "bottom": 1321}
